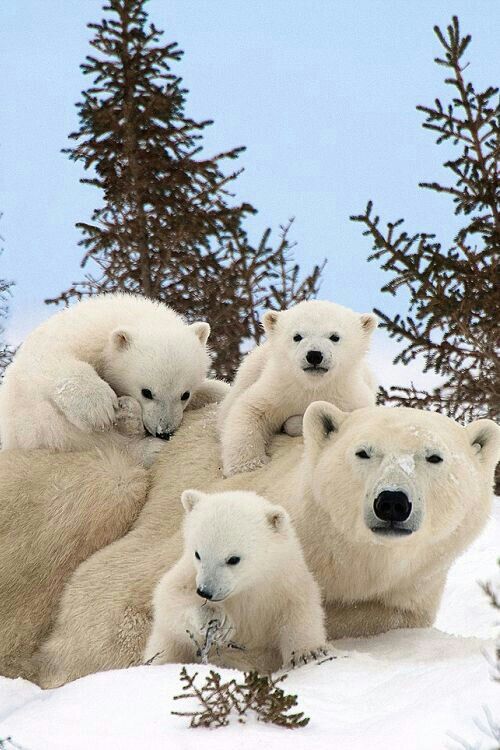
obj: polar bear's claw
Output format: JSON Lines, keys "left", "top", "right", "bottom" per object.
{"left": 285, "top": 646, "right": 332, "bottom": 671}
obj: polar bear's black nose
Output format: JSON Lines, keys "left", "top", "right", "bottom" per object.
{"left": 306, "top": 350, "right": 323, "bottom": 366}
{"left": 156, "top": 430, "right": 172, "bottom": 441}
{"left": 373, "top": 490, "right": 412, "bottom": 523}
{"left": 196, "top": 587, "right": 213, "bottom": 600}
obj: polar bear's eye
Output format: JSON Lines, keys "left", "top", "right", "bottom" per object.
{"left": 141, "top": 388, "right": 154, "bottom": 400}
{"left": 330, "top": 333, "right": 340, "bottom": 342}
{"left": 181, "top": 391, "right": 191, "bottom": 401}
{"left": 355, "top": 449, "right": 370, "bottom": 459}
{"left": 226, "top": 556, "right": 241, "bottom": 566}
{"left": 195, "top": 551, "right": 200, "bottom": 560}
{"left": 426, "top": 454, "right": 443, "bottom": 464}
{"left": 293, "top": 334, "right": 303, "bottom": 342}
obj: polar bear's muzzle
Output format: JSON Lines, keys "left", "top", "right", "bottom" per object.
{"left": 365, "top": 486, "right": 423, "bottom": 538}
{"left": 372, "top": 490, "right": 413, "bottom": 536}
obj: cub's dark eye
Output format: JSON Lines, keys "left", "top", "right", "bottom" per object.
{"left": 226, "top": 556, "right": 240, "bottom": 566}
{"left": 426, "top": 454, "right": 443, "bottom": 464}
{"left": 181, "top": 391, "right": 190, "bottom": 401}
{"left": 194, "top": 551, "right": 200, "bottom": 560}
{"left": 293, "top": 334, "right": 303, "bottom": 342}
{"left": 141, "top": 388, "right": 153, "bottom": 400}
{"left": 330, "top": 333, "right": 340, "bottom": 342}
{"left": 356, "top": 449, "right": 370, "bottom": 459}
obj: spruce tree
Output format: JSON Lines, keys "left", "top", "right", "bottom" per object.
{"left": 48, "top": 0, "right": 324, "bottom": 380}
{"left": 352, "top": 17, "right": 499, "bottom": 422}
{"left": 47, "top": 0, "right": 252, "bottom": 306}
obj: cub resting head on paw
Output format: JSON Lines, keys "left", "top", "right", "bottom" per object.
{"left": 0, "top": 293, "right": 228, "bottom": 453}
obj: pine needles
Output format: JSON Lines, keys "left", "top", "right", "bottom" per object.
{"left": 48, "top": 0, "right": 325, "bottom": 380}
{"left": 481, "top": 561, "right": 500, "bottom": 682}
{"left": 172, "top": 666, "right": 310, "bottom": 729}
{"left": 352, "top": 16, "right": 499, "bottom": 424}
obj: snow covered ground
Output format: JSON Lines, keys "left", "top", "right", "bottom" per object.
{"left": 1, "top": 503, "right": 498, "bottom": 750}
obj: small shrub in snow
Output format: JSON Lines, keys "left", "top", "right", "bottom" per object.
{"left": 172, "top": 667, "right": 310, "bottom": 729}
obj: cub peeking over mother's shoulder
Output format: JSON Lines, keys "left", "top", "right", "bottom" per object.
{"left": 218, "top": 299, "right": 378, "bottom": 476}
{"left": 0, "top": 293, "right": 227, "bottom": 452}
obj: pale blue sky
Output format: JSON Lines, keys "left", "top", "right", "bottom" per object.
{"left": 1, "top": 1, "right": 498, "bottom": 384}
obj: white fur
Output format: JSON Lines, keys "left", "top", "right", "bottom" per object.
{"left": 0, "top": 293, "right": 224, "bottom": 451}
{"left": 144, "top": 489, "right": 327, "bottom": 672}
{"left": 33, "top": 403, "right": 499, "bottom": 686}
{"left": 218, "top": 299, "right": 378, "bottom": 475}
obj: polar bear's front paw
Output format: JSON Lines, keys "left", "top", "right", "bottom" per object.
{"left": 54, "top": 377, "right": 119, "bottom": 433}
{"left": 187, "top": 605, "right": 234, "bottom": 662}
{"left": 134, "top": 436, "right": 166, "bottom": 468}
{"left": 115, "top": 396, "right": 145, "bottom": 437}
{"left": 223, "top": 454, "right": 270, "bottom": 478}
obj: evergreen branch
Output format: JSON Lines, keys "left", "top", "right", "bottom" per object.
{"left": 172, "top": 666, "right": 310, "bottom": 729}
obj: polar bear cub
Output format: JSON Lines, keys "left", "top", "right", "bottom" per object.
{"left": 144, "top": 489, "right": 328, "bottom": 672}
{"left": 218, "top": 299, "right": 378, "bottom": 476}
{"left": 0, "top": 293, "right": 227, "bottom": 452}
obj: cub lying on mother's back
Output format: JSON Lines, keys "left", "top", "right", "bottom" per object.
{"left": 0, "top": 293, "right": 227, "bottom": 452}
{"left": 145, "top": 489, "right": 328, "bottom": 672}
{"left": 219, "top": 299, "right": 378, "bottom": 475}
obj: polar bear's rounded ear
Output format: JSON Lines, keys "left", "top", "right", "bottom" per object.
{"left": 181, "top": 489, "right": 205, "bottom": 513}
{"left": 465, "top": 419, "right": 500, "bottom": 468}
{"left": 261, "top": 310, "right": 280, "bottom": 335}
{"left": 190, "top": 322, "right": 211, "bottom": 346}
{"left": 266, "top": 506, "right": 289, "bottom": 533}
{"left": 303, "top": 401, "right": 347, "bottom": 460}
{"left": 360, "top": 313, "right": 378, "bottom": 334}
{"left": 111, "top": 328, "right": 132, "bottom": 350}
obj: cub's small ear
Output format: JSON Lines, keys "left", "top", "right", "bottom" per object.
{"left": 303, "top": 401, "right": 347, "bottom": 460}
{"left": 266, "top": 506, "right": 289, "bottom": 533}
{"left": 110, "top": 328, "right": 132, "bottom": 350}
{"left": 465, "top": 419, "right": 500, "bottom": 467}
{"left": 261, "top": 310, "right": 280, "bottom": 335}
{"left": 360, "top": 313, "right": 378, "bottom": 334}
{"left": 181, "top": 489, "right": 205, "bottom": 513}
{"left": 190, "top": 322, "right": 211, "bottom": 346}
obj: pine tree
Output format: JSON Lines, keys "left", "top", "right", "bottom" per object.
{"left": 47, "top": 0, "right": 325, "bottom": 380}
{"left": 46, "top": 0, "right": 252, "bottom": 306}
{"left": 200, "top": 220, "right": 325, "bottom": 379}
{"left": 0, "top": 218, "right": 14, "bottom": 379}
{"left": 352, "top": 17, "right": 499, "bottom": 422}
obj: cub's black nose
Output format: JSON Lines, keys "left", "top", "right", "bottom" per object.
{"left": 156, "top": 430, "right": 172, "bottom": 441}
{"left": 373, "top": 490, "right": 412, "bottom": 523}
{"left": 306, "top": 350, "right": 323, "bottom": 366}
{"left": 196, "top": 587, "right": 213, "bottom": 600}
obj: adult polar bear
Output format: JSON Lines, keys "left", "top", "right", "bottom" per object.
{"left": 35, "top": 402, "right": 499, "bottom": 687}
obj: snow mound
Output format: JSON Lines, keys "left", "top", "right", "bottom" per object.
{"left": 0, "top": 503, "right": 498, "bottom": 750}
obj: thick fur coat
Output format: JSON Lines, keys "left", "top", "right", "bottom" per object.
{"left": 0, "top": 293, "right": 226, "bottom": 451}
{"left": 30, "top": 402, "right": 498, "bottom": 687}
{"left": 218, "top": 300, "right": 378, "bottom": 476}
{"left": 0, "top": 445, "right": 149, "bottom": 679}
{"left": 145, "top": 489, "right": 327, "bottom": 672}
